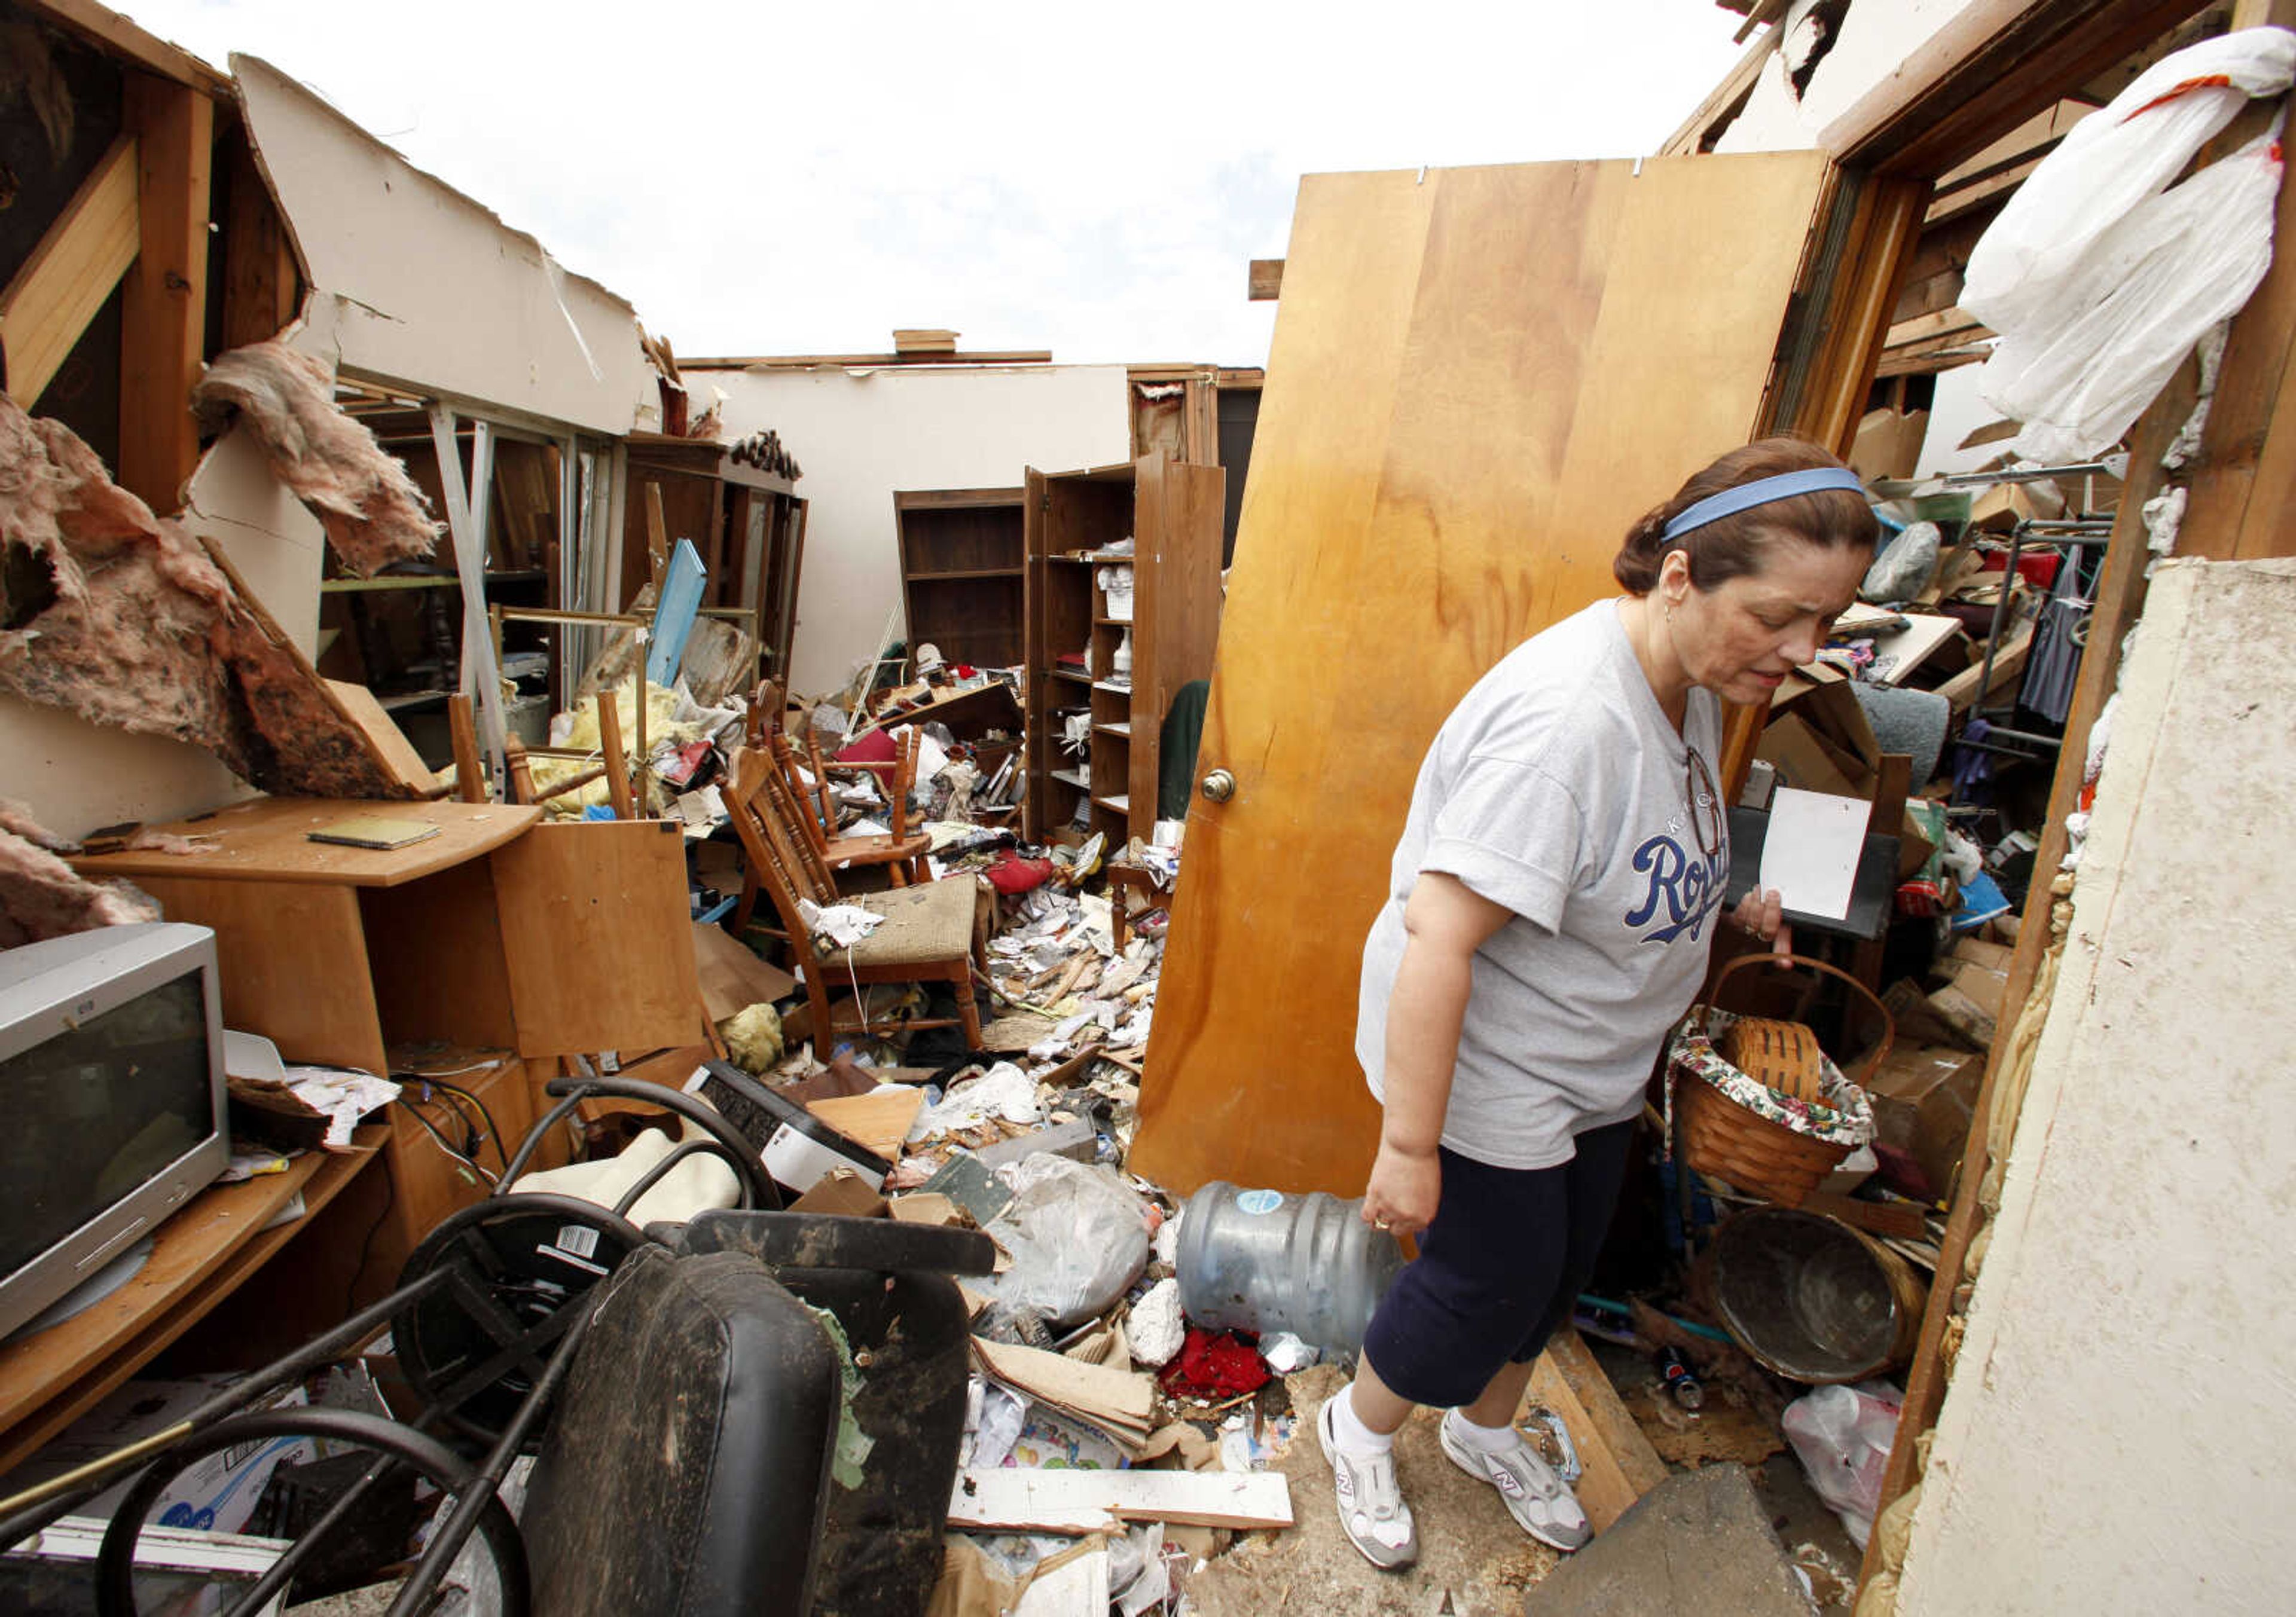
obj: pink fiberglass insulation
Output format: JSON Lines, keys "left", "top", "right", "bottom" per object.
{"left": 190, "top": 340, "right": 441, "bottom": 577}
{"left": 0, "top": 800, "right": 158, "bottom": 947}
{"left": 0, "top": 395, "right": 416, "bottom": 798}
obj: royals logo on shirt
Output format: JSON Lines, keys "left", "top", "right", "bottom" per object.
{"left": 1624, "top": 830, "right": 1729, "bottom": 945}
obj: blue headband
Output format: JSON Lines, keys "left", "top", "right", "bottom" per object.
{"left": 1660, "top": 467, "right": 1867, "bottom": 544}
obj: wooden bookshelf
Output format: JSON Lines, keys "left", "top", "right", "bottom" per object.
{"left": 1022, "top": 454, "right": 1225, "bottom": 843}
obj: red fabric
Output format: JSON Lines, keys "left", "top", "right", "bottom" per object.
{"left": 1157, "top": 1328, "right": 1270, "bottom": 1399}
{"left": 835, "top": 728, "right": 898, "bottom": 766}
{"left": 985, "top": 852, "right": 1053, "bottom": 895}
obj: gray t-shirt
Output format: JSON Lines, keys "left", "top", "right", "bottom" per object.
{"left": 1355, "top": 598, "right": 1729, "bottom": 1169}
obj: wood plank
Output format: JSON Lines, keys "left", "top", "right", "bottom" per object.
{"left": 1934, "top": 622, "right": 2032, "bottom": 711}
{"left": 73, "top": 797, "right": 540, "bottom": 887}
{"left": 0, "top": 133, "right": 139, "bottom": 406}
{"left": 808, "top": 1087, "right": 926, "bottom": 1162}
{"left": 972, "top": 1336, "right": 1155, "bottom": 1429}
{"left": 1800, "top": 1190, "right": 1931, "bottom": 1240}
{"left": 22, "top": 0, "right": 235, "bottom": 96}
{"left": 692, "top": 920, "right": 796, "bottom": 1020}
{"left": 1133, "top": 152, "right": 1833, "bottom": 1198}
{"left": 948, "top": 1468, "right": 1293, "bottom": 1535}
{"left": 1830, "top": 0, "right": 2208, "bottom": 178}
{"left": 118, "top": 72, "right": 213, "bottom": 511}
{"left": 491, "top": 818, "right": 703, "bottom": 1057}
{"left": 1660, "top": 27, "right": 1779, "bottom": 156}
{"left": 0, "top": 1132, "right": 383, "bottom": 1478}
{"left": 326, "top": 680, "right": 440, "bottom": 793}
{"left": 1247, "top": 258, "right": 1284, "bottom": 300}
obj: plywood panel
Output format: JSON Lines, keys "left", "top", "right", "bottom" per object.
{"left": 1132, "top": 152, "right": 1834, "bottom": 1196}
{"left": 492, "top": 818, "right": 702, "bottom": 1056}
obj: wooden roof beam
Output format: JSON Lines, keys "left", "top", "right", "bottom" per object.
{"left": 0, "top": 133, "right": 139, "bottom": 406}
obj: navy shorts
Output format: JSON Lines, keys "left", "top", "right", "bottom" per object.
{"left": 1358, "top": 1118, "right": 1635, "bottom": 1410}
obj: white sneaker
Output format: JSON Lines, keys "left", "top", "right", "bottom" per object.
{"left": 1317, "top": 1396, "right": 1418, "bottom": 1570}
{"left": 1438, "top": 1408, "right": 1593, "bottom": 1552}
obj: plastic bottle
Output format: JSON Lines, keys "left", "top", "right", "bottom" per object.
{"left": 1175, "top": 1182, "right": 1406, "bottom": 1356}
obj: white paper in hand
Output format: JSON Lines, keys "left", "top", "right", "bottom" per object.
{"left": 1760, "top": 787, "right": 1867, "bottom": 921}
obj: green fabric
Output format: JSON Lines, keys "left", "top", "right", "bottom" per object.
{"left": 1158, "top": 680, "right": 1211, "bottom": 823}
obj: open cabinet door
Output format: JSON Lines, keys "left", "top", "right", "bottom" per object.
{"left": 1131, "top": 151, "right": 1839, "bottom": 1197}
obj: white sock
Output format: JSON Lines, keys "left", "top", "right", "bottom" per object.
{"left": 1445, "top": 1408, "right": 1521, "bottom": 1452}
{"left": 1328, "top": 1386, "right": 1397, "bottom": 1454}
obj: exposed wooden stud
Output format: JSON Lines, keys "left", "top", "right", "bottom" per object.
{"left": 1247, "top": 258, "right": 1284, "bottom": 301}
{"left": 0, "top": 134, "right": 139, "bottom": 407}
{"left": 117, "top": 72, "right": 213, "bottom": 511}
{"left": 219, "top": 133, "right": 300, "bottom": 349}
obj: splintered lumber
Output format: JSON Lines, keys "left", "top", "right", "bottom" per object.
{"left": 808, "top": 1087, "right": 926, "bottom": 1162}
{"left": 948, "top": 1467, "right": 1293, "bottom": 1535}
{"left": 1525, "top": 1328, "right": 1669, "bottom": 1532}
{"left": 972, "top": 1336, "right": 1155, "bottom": 1448}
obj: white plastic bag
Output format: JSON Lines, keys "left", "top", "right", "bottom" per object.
{"left": 1781, "top": 1381, "right": 1902, "bottom": 1549}
{"left": 1960, "top": 27, "right": 2296, "bottom": 461}
{"left": 1983, "top": 124, "right": 2285, "bottom": 463}
{"left": 1963, "top": 28, "right": 2296, "bottom": 331}
{"left": 982, "top": 1156, "right": 1151, "bottom": 1328}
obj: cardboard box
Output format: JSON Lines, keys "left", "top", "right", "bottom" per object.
{"left": 6, "top": 1377, "right": 314, "bottom": 1535}
{"left": 1849, "top": 407, "right": 1932, "bottom": 482}
{"left": 1768, "top": 664, "right": 1882, "bottom": 791}
{"left": 1757, "top": 713, "right": 1864, "bottom": 800}
{"left": 1866, "top": 1043, "right": 1985, "bottom": 1203}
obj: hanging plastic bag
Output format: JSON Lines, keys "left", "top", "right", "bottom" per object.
{"left": 1781, "top": 1381, "right": 1902, "bottom": 1549}
{"left": 1982, "top": 123, "right": 2285, "bottom": 462}
{"left": 1959, "top": 27, "right": 2296, "bottom": 461}
{"left": 1962, "top": 27, "right": 2296, "bottom": 332}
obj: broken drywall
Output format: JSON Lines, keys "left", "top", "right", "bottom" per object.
{"left": 0, "top": 395, "right": 415, "bottom": 799}
{"left": 232, "top": 53, "right": 654, "bottom": 438}
{"left": 190, "top": 339, "right": 440, "bottom": 577}
{"left": 0, "top": 799, "right": 157, "bottom": 948}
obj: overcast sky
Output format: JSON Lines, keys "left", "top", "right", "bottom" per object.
{"left": 124, "top": 1, "right": 1754, "bottom": 368}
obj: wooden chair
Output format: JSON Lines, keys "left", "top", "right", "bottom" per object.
{"left": 725, "top": 746, "right": 988, "bottom": 1050}
{"left": 770, "top": 731, "right": 932, "bottom": 887}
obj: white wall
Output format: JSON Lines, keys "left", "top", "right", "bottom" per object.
{"left": 700, "top": 365, "right": 1131, "bottom": 694}
{"left": 1899, "top": 557, "right": 2296, "bottom": 1612}
{"left": 1714, "top": 0, "right": 1993, "bottom": 154}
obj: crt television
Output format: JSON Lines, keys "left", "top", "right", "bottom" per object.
{"left": 0, "top": 922, "right": 231, "bottom": 1341}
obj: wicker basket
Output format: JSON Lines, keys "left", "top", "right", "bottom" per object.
{"left": 1672, "top": 953, "right": 1889, "bottom": 1209}
{"left": 1718, "top": 1017, "right": 1825, "bottom": 1101}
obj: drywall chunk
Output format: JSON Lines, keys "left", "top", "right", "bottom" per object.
{"left": 0, "top": 396, "right": 415, "bottom": 798}
{"left": 191, "top": 340, "right": 440, "bottom": 576}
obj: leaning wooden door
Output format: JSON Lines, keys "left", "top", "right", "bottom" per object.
{"left": 1131, "top": 152, "right": 1837, "bottom": 1197}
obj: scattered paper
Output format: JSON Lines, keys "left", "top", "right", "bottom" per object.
{"left": 282, "top": 1066, "right": 401, "bottom": 1150}
{"left": 1760, "top": 787, "right": 1867, "bottom": 921}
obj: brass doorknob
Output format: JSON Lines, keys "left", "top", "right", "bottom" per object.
{"left": 1200, "top": 768, "right": 1236, "bottom": 804}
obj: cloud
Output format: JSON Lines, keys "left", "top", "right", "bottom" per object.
{"left": 124, "top": 0, "right": 1751, "bottom": 365}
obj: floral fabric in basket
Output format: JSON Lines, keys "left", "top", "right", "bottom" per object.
{"left": 1663, "top": 1008, "right": 1876, "bottom": 1153}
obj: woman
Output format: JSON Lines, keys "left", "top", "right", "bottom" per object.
{"left": 1320, "top": 437, "right": 1878, "bottom": 1568}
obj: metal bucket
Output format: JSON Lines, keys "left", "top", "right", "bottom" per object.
{"left": 1176, "top": 1182, "right": 1406, "bottom": 1355}
{"left": 1705, "top": 1207, "right": 1926, "bottom": 1384}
